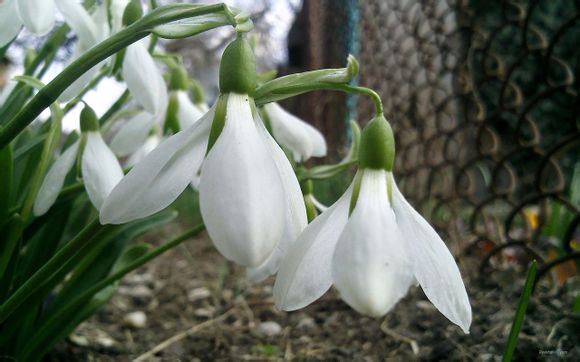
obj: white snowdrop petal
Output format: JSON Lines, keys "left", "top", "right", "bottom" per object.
{"left": 310, "top": 195, "right": 328, "bottom": 212}
{"left": 126, "top": 135, "right": 160, "bottom": 167}
{"left": 264, "top": 102, "right": 326, "bottom": 162}
{"left": 176, "top": 90, "right": 204, "bottom": 130}
{"left": 391, "top": 174, "right": 472, "bottom": 333}
{"left": 0, "top": 0, "right": 22, "bottom": 47}
{"left": 91, "top": 3, "right": 109, "bottom": 41}
{"left": 273, "top": 183, "right": 353, "bottom": 311}
{"left": 109, "top": 0, "right": 129, "bottom": 34}
{"left": 82, "top": 132, "right": 124, "bottom": 211}
{"left": 33, "top": 141, "right": 80, "bottom": 216}
{"left": 110, "top": 111, "right": 156, "bottom": 157}
{"left": 332, "top": 170, "right": 414, "bottom": 318}
{"left": 16, "top": 0, "right": 55, "bottom": 35}
{"left": 122, "top": 41, "right": 168, "bottom": 115}
{"left": 303, "top": 123, "right": 327, "bottom": 157}
{"left": 246, "top": 115, "right": 307, "bottom": 282}
{"left": 55, "top": 0, "right": 98, "bottom": 46}
{"left": 100, "top": 107, "right": 214, "bottom": 224}
{"left": 199, "top": 94, "right": 285, "bottom": 268}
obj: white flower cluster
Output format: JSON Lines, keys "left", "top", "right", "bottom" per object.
{"left": 10, "top": 1, "right": 471, "bottom": 333}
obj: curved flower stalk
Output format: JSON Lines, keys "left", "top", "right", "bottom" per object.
{"left": 262, "top": 102, "right": 326, "bottom": 162}
{"left": 34, "top": 106, "right": 124, "bottom": 216}
{"left": 101, "top": 36, "right": 307, "bottom": 282}
{"left": 274, "top": 115, "right": 472, "bottom": 333}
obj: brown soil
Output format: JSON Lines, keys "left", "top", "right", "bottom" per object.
{"left": 49, "top": 231, "right": 579, "bottom": 361}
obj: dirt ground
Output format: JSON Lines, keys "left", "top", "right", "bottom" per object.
{"left": 49, "top": 230, "right": 579, "bottom": 361}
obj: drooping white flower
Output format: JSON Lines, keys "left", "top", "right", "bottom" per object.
{"left": 274, "top": 116, "right": 471, "bottom": 333}
{"left": 0, "top": 0, "right": 22, "bottom": 47}
{"left": 101, "top": 36, "right": 307, "bottom": 280}
{"left": 34, "top": 140, "right": 80, "bottom": 216}
{"left": 99, "top": 105, "right": 215, "bottom": 224}
{"left": 199, "top": 93, "right": 306, "bottom": 276}
{"left": 17, "top": 0, "right": 56, "bottom": 36}
{"left": 81, "top": 131, "right": 124, "bottom": 210}
{"left": 0, "top": 0, "right": 86, "bottom": 47}
{"left": 34, "top": 106, "right": 124, "bottom": 215}
{"left": 122, "top": 39, "right": 168, "bottom": 116}
{"left": 262, "top": 102, "right": 326, "bottom": 162}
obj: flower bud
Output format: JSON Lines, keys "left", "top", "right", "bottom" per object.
{"left": 169, "top": 67, "right": 189, "bottom": 91}
{"left": 122, "top": 0, "right": 143, "bottom": 26}
{"left": 358, "top": 115, "right": 395, "bottom": 171}
{"left": 164, "top": 93, "right": 180, "bottom": 134}
{"left": 80, "top": 105, "right": 99, "bottom": 132}
{"left": 219, "top": 35, "right": 257, "bottom": 95}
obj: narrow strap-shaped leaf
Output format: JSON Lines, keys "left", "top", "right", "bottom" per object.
{"left": 0, "top": 214, "right": 23, "bottom": 279}
{"left": 0, "top": 144, "right": 13, "bottom": 221}
{"left": 502, "top": 260, "right": 537, "bottom": 362}
{"left": 22, "top": 225, "right": 203, "bottom": 360}
{"left": 13, "top": 75, "right": 64, "bottom": 222}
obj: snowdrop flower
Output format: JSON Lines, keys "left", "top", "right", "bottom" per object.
{"left": 100, "top": 36, "right": 307, "bottom": 282}
{"left": 274, "top": 115, "right": 471, "bottom": 333}
{"left": 262, "top": 102, "right": 326, "bottom": 162}
{"left": 34, "top": 105, "right": 124, "bottom": 215}
{"left": 0, "top": 0, "right": 56, "bottom": 46}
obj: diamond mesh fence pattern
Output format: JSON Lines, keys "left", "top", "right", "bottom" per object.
{"left": 356, "top": 0, "right": 579, "bottom": 272}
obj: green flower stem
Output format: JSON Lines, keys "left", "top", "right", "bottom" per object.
{"left": 335, "top": 84, "right": 383, "bottom": 116}
{"left": 256, "top": 82, "right": 383, "bottom": 117}
{"left": 0, "top": 3, "right": 234, "bottom": 149}
{"left": 22, "top": 224, "right": 204, "bottom": 357}
{"left": 0, "top": 220, "right": 110, "bottom": 323}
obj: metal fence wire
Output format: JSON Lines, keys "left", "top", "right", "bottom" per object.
{"left": 356, "top": 0, "right": 580, "bottom": 274}
{"left": 294, "top": 0, "right": 579, "bottom": 276}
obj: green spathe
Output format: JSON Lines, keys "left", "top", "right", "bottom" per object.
{"left": 219, "top": 35, "right": 257, "bottom": 95}
{"left": 80, "top": 106, "right": 99, "bottom": 132}
{"left": 358, "top": 115, "right": 395, "bottom": 171}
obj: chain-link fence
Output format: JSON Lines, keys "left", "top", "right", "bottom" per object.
{"left": 293, "top": 0, "right": 579, "bottom": 278}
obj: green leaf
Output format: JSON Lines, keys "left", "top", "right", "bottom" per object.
{"left": 502, "top": 260, "right": 537, "bottom": 362}
{"left": 0, "top": 214, "right": 23, "bottom": 279}
{"left": 46, "top": 210, "right": 177, "bottom": 315}
{"left": 0, "top": 145, "right": 13, "bottom": 221}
